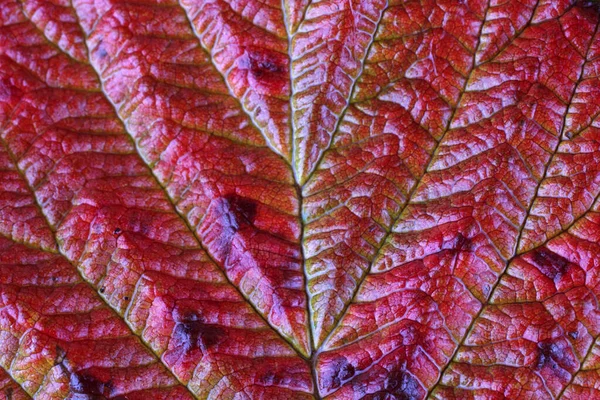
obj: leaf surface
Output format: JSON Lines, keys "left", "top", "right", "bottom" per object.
{"left": 2, "top": 0, "right": 600, "bottom": 398}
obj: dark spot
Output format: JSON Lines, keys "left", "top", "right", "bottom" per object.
{"left": 139, "top": 221, "right": 151, "bottom": 236}
{"left": 243, "top": 52, "right": 285, "bottom": 79}
{"left": 258, "top": 371, "right": 284, "bottom": 386}
{"left": 99, "top": 287, "right": 105, "bottom": 294}
{"left": 53, "top": 349, "right": 113, "bottom": 399}
{"left": 483, "top": 284, "right": 491, "bottom": 296}
{"left": 208, "top": 194, "right": 261, "bottom": 264}
{"left": 578, "top": 0, "right": 600, "bottom": 9}
{"left": 113, "top": 228, "right": 122, "bottom": 237}
{"left": 54, "top": 346, "right": 67, "bottom": 365}
{"left": 215, "top": 195, "right": 258, "bottom": 247}
{"left": 536, "top": 340, "right": 561, "bottom": 370}
{"left": 96, "top": 40, "right": 108, "bottom": 59}
{"left": 321, "top": 356, "right": 355, "bottom": 391}
{"left": 5, "top": 388, "right": 13, "bottom": 400}
{"left": 172, "top": 312, "right": 225, "bottom": 353}
{"left": 577, "top": 0, "right": 600, "bottom": 17}
{"left": 69, "top": 371, "right": 110, "bottom": 398}
{"left": 123, "top": 296, "right": 129, "bottom": 301}
{"left": 454, "top": 233, "right": 471, "bottom": 252}
{"left": 569, "top": 331, "right": 579, "bottom": 339}
{"left": 224, "top": 194, "right": 257, "bottom": 228}
{"left": 532, "top": 248, "right": 569, "bottom": 280}
{"left": 565, "top": 131, "right": 574, "bottom": 140}
{"left": 362, "top": 367, "right": 423, "bottom": 400}
{"left": 252, "top": 60, "right": 282, "bottom": 77}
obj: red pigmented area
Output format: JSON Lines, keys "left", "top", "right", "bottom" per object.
{"left": 3, "top": 0, "right": 600, "bottom": 398}
{"left": 201, "top": 194, "right": 309, "bottom": 354}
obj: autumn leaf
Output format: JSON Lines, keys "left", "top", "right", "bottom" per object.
{"left": 1, "top": 0, "right": 600, "bottom": 398}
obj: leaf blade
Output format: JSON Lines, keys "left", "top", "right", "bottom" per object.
{"left": 316, "top": 2, "right": 600, "bottom": 398}
{"left": 0, "top": 0, "right": 314, "bottom": 395}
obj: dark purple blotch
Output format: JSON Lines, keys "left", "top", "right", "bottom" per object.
{"left": 172, "top": 312, "right": 225, "bottom": 353}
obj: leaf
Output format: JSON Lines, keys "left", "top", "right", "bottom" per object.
{"left": 2, "top": 0, "right": 600, "bottom": 398}
{"left": 0, "top": 368, "right": 30, "bottom": 400}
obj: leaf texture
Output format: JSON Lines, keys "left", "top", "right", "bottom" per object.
{"left": 0, "top": 0, "right": 312, "bottom": 397}
{"left": 3, "top": 0, "right": 600, "bottom": 398}
{"left": 0, "top": 368, "right": 30, "bottom": 400}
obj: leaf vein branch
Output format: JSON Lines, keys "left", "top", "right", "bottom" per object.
{"left": 175, "top": 0, "right": 292, "bottom": 165}
{"left": 427, "top": 11, "right": 600, "bottom": 399}
{"left": 318, "top": 0, "right": 491, "bottom": 357}
{"left": 298, "top": 0, "right": 391, "bottom": 186}
{"left": 65, "top": 0, "right": 311, "bottom": 367}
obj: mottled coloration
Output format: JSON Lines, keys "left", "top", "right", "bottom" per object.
{"left": 2, "top": 0, "right": 600, "bottom": 398}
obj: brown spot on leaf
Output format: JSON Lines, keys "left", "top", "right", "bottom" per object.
{"left": 251, "top": 59, "right": 283, "bottom": 77}
{"left": 172, "top": 312, "right": 225, "bottom": 353}
{"left": 532, "top": 248, "right": 569, "bottom": 280}
{"left": 55, "top": 347, "right": 112, "bottom": 398}
{"left": 576, "top": 0, "right": 600, "bottom": 18}
{"left": 55, "top": 346, "right": 67, "bottom": 365}
{"left": 226, "top": 194, "right": 257, "bottom": 227}
{"left": 534, "top": 338, "right": 579, "bottom": 385}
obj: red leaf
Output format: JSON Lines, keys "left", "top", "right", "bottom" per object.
{"left": 2, "top": 0, "right": 600, "bottom": 398}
